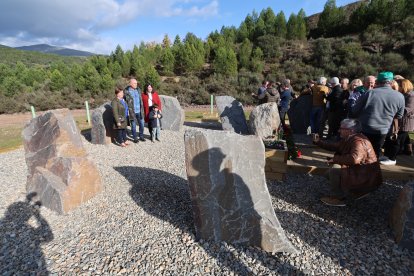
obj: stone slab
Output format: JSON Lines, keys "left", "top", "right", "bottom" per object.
{"left": 91, "top": 102, "right": 114, "bottom": 144}
{"left": 184, "top": 128, "right": 297, "bottom": 253}
{"left": 23, "top": 109, "right": 102, "bottom": 214}
{"left": 215, "top": 96, "right": 249, "bottom": 135}
{"left": 249, "top": 103, "right": 280, "bottom": 139}
{"left": 160, "top": 95, "right": 185, "bottom": 131}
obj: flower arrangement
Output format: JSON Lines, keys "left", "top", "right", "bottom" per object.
{"left": 262, "top": 125, "right": 301, "bottom": 160}
{"left": 281, "top": 124, "right": 301, "bottom": 160}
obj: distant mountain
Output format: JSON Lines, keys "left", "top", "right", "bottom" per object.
{"left": 15, "top": 44, "right": 95, "bottom": 57}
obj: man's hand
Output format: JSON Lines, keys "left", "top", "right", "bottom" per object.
{"left": 117, "top": 122, "right": 121, "bottom": 127}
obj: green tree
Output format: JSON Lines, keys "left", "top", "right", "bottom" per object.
{"left": 143, "top": 66, "right": 160, "bottom": 89}
{"left": 50, "top": 69, "right": 66, "bottom": 91}
{"left": 121, "top": 55, "right": 131, "bottom": 77}
{"left": 213, "top": 47, "right": 238, "bottom": 76}
{"left": 317, "top": 0, "right": 346, "bottom": 37}
{"left": 250, "top": 47, "right": 264, "bottom": 73}
{"left": 162, "top": 34, "right": 171, "bottom": 48}
{"left": 286, "top": 13, "right": 298, "bottom": 40}
{"left": 0, "top": 63, "right": 12, "bottom": 84}
{"left": 275, "top": 11, "right": 287, "bottom": 38}
{"left": 159, "top": 47, "right": 175, "bottom": 74}
{"left": 238, "top": 38, "right": 253, "bottom": 69}
{"left": 261, "top": 8, "right": 277, "bottom": 35}
{"left": 111, "top": 44, "right": 124, "bottom": 64}
{"left": 2, "top": 76, "right": 22, "bottom": 97}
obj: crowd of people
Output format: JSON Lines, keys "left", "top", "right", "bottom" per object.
{"left": 111, "top": 79, "right": 163, "bottom": 147}
{"left": 253, "top": 72, "right": 414, "bottom": 206}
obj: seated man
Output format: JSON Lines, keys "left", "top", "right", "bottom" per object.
{"left": 313, "top": 119, "right": 382, "bottom": 206}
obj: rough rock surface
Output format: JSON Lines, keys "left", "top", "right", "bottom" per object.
{"left": 184, "top": 128, "right": 297, "bottom": 253}
{"left": 390, "top": 181, "right": 414, "bottom": 251}
{"left": 91, "top": 102, "right": 114, "bottom": 144}
{"left": 287, "top": 95, "right": 312, "bottom": 134}
{"left": 216, "top": 96, "right": 249, "bottom": 134}
{"left": 22, "top": 109, "right": 102, "bottom": 214}
{"left": 160, "top": 95, "right": 184, "bottom": 131}
{"left": 248, "top": 103, "right": 280, "bottom": 139}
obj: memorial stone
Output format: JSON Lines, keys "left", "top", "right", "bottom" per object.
{"left": 216, "top": 96, "right": 249, "bottom": 134}
{"left": 184, "top": 129, "right": 297, "bottom": 253}
{"left": 91, "top": 102, "right": 114, "bottom": 144}
{"left": 159, "top": 95, "right": 185, "bottom": 131}
{"left": 287, "top": 94, "right": 312, "bottom": 134}
{"left": 249, "top": 103, "right": 280, "bottom": 139}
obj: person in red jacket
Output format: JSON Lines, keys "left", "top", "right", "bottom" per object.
{"left": 142, "top": 84, "right": 162, "bottom": 137}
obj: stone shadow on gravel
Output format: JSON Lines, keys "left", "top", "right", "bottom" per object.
{"left": 267, "top": 176, "right": 407, "bottom": 273}
{"left": 116, "top": 166, "right": 304, "bottom": 275}
{"left": 0, "top": 193, "right": 54, "bottom": 274}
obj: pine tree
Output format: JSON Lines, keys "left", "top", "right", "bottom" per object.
{"left": 239, "top": 38, "right": 253, "bottom": 69}
{"left": 275, "top": 11, "right": 287, "bottom": 38}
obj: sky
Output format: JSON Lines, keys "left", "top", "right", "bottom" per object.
{"left": 0, "top": 0, "right": 357, "bottom": 55}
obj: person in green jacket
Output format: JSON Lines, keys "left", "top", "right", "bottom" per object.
{"left": 111, "top": 86, "right": 129, "bottom": 147}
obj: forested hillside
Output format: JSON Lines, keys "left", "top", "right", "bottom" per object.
{"left": 0, "top": 0, "right": 413, "bottom": 114}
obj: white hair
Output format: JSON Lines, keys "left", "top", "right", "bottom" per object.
{"left": 341, "top": 119, "right": 361, "bottom": 133}
{"left": 330, "top": 77, "right": 340, "bottom": 86}
{"left": 318, "top": 77, "right": 327, "bottom": 85}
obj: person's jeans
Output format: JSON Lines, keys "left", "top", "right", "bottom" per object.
{"left": 279, "top": 107, "right": 289, "bottom": 127}
{"left": 152, "top": 126, "right": 160, "bottom": 141}
{"left": 116, "top": 129, "right": 127, "bottom": 144}
{"left": 384, "top": 131, "right": 408, "bottom": 161}
{"left": 131, "top": 113, "right": 145, "bottom": 140}
{"left": 310, "top": 106, "right": 323, "bottom": 134}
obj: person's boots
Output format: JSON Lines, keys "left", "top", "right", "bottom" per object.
{"left": 404, "top": 143, "right": 413, "bottom": 156}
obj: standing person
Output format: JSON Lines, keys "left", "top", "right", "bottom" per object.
{"left": 327, "top": 77, "right": 345, "bottom": 139}
{"left": 142, "top": 84, "right": 162, "bottom": 138}
{"left": 259, "top": 81, "right": 280, "bottom": 104}
{"left": 347, "top": 79, "right": 364, "bottom": 110}
{"left": 148, "top": 104, "right": 163, "bottom": 142}
{"left": 279, "top": 80, "right": 293, "bottom": 127}
{"left": 382, "top": 79, "right": 414, "bottom": 164}
{"left": 309, "top": 77, "right": 329, "bottom": 135}
{"left": 351, "top": 72, "right": 405, "bottom": 158}
{"left": 363, "top": 75, "right": 376, "bottom": 91}
{"left": 111, "top": 87, "right": 129, "bottom": 147}
{"left": 124, "top": 78, "right": 145, "bottom": 143}
{"left": 252, "top": 80, "right": 268, "bottom": 104}
{"left": 341, "top": 78, "right": 350, "bottom": 116}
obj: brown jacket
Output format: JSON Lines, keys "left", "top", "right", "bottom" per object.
{"left": 311, "top": 85, "right": 329, "bottom": 107}
{"left": 318, "top": 133, "right": 382, "bottom": 194}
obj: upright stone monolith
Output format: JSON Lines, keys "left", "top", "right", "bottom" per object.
{"left": 184, "top": 129, "right": 297, "bottom": 253}
{"left": 288, "top": 94, "right": 312, "bottom": 134}
{"left": 216, "top": 96, "right": 249, "bottom": 135}
{"left": 160, "top": 95, "right": 184, "bottom": 131}
{"left": 23, "top": 109, "right": 102, "bottom": 214}
{"left": 249, "top": 103, "right": 280, "bottom": 139}
{"left": 390, "top": 181, "right": 414, "bottom": 251}
{"left": 91, "top": 102, "right": 114, "bottom": 144}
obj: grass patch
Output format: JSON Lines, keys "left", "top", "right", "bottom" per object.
{"left": 0, "top": 115, "right": 92, "bottom": 153}
{"left": 409, "top": 132, "right": 414, "bottom": 141}
{"left": 0, "top": 126, "right": 24, "bottom": 153}
{"left": 185, "top": 111, "right": 205, "bottom": 121}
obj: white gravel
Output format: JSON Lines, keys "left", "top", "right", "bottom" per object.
{"left": 0, "top": 126, "right": 413, "bottom": 275}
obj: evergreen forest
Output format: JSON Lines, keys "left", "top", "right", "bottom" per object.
{"left": 0, "top": 0, "right": 413, "bottom": 114}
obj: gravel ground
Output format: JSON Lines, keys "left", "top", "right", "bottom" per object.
{"left": 0, "top": 126, "right": 413, "bottom": 275}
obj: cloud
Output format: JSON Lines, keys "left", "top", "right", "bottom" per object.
{"left": 0, "top": 0, "right": 219, "bottom": 54}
